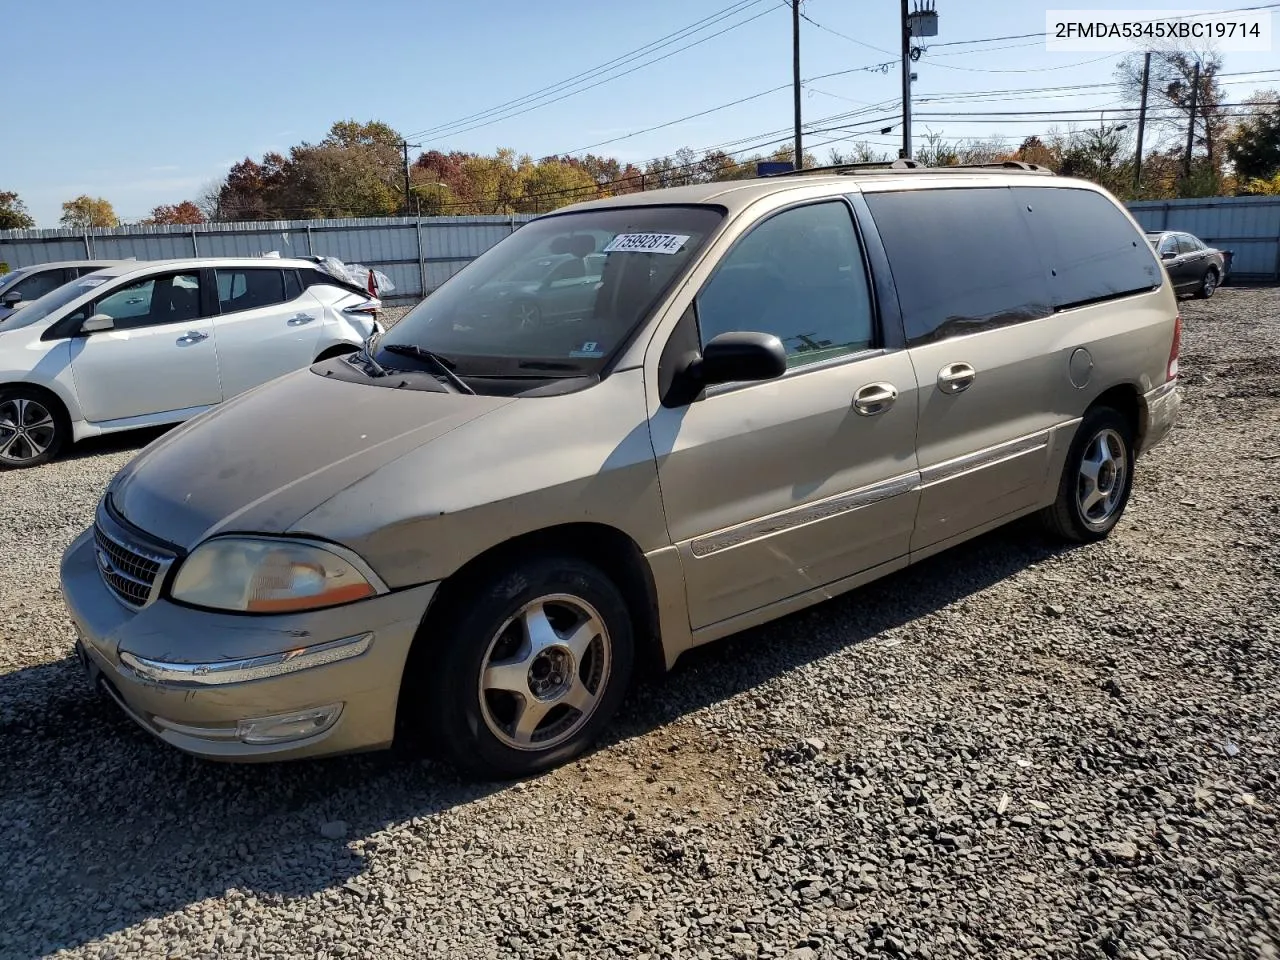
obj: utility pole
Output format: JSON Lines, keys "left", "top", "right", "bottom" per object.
{"left": 1134, "top": 51, "right": 1151, "bottom": 193}
{"left": 792, "top": 0, "right": 802, "bottom": 169}
{"left": 900, "top": 0, "right": 912, "bottom": 159}
{"left": 401, "top": 140, "right": 421, "bottom": 214}
{"left": 1182, "top": 60, "right": 1200, "bottom": 184}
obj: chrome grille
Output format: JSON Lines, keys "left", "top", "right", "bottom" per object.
{"left": 92, "top": 500, "right": 175, "bottom": 609}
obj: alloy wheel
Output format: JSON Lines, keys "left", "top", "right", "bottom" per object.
{"left": 478, "top": 593, "right": 611, "bottom": 752}
{"left": 0, "top": 397, "right": 57, "bottom": 466}
{"left": 1076, "top": 428, "right": 1127, "bottom": 527}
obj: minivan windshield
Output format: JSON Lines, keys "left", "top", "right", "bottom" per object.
{"left": 378, "top": 204, "right": 725, "bottom": 379}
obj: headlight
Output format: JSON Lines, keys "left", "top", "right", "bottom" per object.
{"left": 170, "top": 537, "right": 380, "bottom": 614}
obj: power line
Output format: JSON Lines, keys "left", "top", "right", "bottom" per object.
{"left": 400, "top": 0, "right": 778, "bottom": 143}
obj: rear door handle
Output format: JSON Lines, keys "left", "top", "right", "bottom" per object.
{"left": 937, "top": 362, "right": 976, "bottom": 394}
{"left": 853, "top": 382, "right": 897, "bottom": 416}
{"left": 287, "top": 314, "right": 315, "bottom": 326}
{"left": 176, "top": 331, "right": 208, "bottom": 345}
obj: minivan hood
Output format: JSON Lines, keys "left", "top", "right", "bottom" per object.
{"left": 109, "top": 366, "right": 513, "bottom": 550}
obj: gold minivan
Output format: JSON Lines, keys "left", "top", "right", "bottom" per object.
{"left": 61, "top": 162, "right": 1182, "bottom": 778}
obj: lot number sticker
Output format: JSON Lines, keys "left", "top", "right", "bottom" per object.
{"left": 603, "top": 233, "right": 690, "bottom": 255}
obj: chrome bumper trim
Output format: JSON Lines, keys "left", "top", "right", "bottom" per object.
{"left": 119, "top": 632, "right": 374, "bottom": 687}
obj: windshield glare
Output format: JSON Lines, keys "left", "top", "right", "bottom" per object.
{"left": 380, "top": 205, "right": 725, "bottom": 375}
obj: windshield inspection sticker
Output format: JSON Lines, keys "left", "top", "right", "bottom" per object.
{"left": 603, "top": 233, "right": 690, "bottom": 255}
{"left": 569, "top": 340, "right": 605, "bottom": 358}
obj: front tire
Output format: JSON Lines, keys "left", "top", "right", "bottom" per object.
{"left": 416, "top": 555, "right": 634, "bottom": 780}
{"left": 1039, "top": 406, "right": 1135, "bottom": 543}
{"left": 1195, "top": 267, "right": 1219, "bottom": 299}
{"left": 0, "top": 387, "right": 68, "bottom": 469}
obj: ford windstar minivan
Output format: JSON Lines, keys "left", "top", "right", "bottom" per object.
{"left": 60, "top": 161, "right": 1182, "bottom": 779}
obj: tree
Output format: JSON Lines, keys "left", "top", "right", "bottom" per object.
{"left": 1225, "top": 89, "right": 1280, "bottom": 185}
{"left": 143, "top": 201, "right": 205, "bottom": 225}
{"left": 1115, "top": 49, "right": 1229, "bottom": 192}
{"left": 0, "top": 191, "right": 34, "bottom": 229}
{"left": 60, "top": 195, "right": 119, "bottom": 229}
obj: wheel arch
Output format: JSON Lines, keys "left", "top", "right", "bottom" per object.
{"left": 0, "top": 379, "right": 77, "bottom": 426}
{"left": 398, "top": 521, "right": 667, "bottom": 725}
{"left": 1088, "top": 382, "right": 1143, "bottom": 449}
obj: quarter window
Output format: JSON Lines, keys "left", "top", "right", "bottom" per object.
{"left": 215, "top": 268, "right": 287, "bottom": 313}
{"left": 1013, "top": 186, "right": 1162, "bottom": 310}
{"left": 695, "top": 201, "right": 875, "bottom": 368}
{"left": 283, "top": 269, "right": 303, "bottom": 301}
{"left": 864, "top": 187, "right": 1051, "bottom": 344}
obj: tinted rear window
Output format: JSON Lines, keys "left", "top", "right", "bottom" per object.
{"left": 1013, "top": 186, "right": 1161, "bottom": 309}
{"left": 863, "top": 187, "right": 1051, "bottom": 344}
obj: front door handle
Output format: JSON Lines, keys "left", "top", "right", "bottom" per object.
{"left": 176, "top": 331, "right": 208, "bottom": 345}
{"left": 853, "top": 382, "right": 898, "bottom": 416}
{"left": 287, "top": 314, "right": 315, "bottom": 326}
{"left": 937, "top": 362, "right": 976, "bottom": 394}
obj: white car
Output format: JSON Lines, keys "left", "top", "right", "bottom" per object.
{"left": 0, "top": 257, "right": 383, "bottom": 469}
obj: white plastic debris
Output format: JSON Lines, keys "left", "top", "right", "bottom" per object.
{"left": 315, "top": 255, "right": 395, "bottom": 294}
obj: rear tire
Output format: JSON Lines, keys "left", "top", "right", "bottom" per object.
{"left": 409, "top": 555, "right": 634, "bottom": 780}
{"left": 0, "top": 386, "right": 69, "bottom": 470}
{"left": 1039, "top": 406, "right": 1135, "bottom": 544}
{"left": 1195, "top": 267, "right": 1219, "bottom": 299}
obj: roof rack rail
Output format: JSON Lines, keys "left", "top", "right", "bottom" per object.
{"left": 941, "top": 160, "right": 1054, "bottom": 173}
{"left": 763, "top": 158, "right": 1054, "bottom": 178}
{"left": 768, "top": 158, "right": 925, "bottom": 177}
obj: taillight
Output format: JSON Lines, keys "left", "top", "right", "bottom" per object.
{"left": 1167, "top": 314, "right": 1181, "bottom": 382}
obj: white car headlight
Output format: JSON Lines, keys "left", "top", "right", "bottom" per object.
{"left": 170, "top": 537, "right": 381, "bottom": 614}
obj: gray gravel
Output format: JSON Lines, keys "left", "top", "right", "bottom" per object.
{"left": 1, "top": 287, "right": 1277, "bottom": 960}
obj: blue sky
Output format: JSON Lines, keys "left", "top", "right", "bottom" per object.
{"left": 6, "top": 0, "right": 1277, "bottom": 226}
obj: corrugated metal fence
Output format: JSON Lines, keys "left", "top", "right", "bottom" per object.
{"left": 0, "top": 215, "right": 539, "bottom": 301}
{"left": 1126, "top": 196, "right": 1280, "bottom": 282}
{"left": 2, "top": 196, "right": 1277, "bottom": 293}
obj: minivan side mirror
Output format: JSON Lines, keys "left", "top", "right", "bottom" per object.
{"left": 694, "top": 331, "right": 788, "bottom": 386}
{"left": 80, "top": 314, "right": 115, "bottom": 334}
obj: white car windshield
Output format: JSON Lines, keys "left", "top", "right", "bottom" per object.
{"left": 379, "top": 205, "right": 725, "bottom": 377}
{"left": 0, "top": 273, "right": 108, "bottom": 331}
{"left": 0, "top": 268, "right": 30, "bottom": 295}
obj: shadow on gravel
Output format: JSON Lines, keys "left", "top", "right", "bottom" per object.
{"left": 0, "top": 518, "right": 1074, "bottom": 956}
{"left": 59, "top": 424, "right": 175, "bottom": 462}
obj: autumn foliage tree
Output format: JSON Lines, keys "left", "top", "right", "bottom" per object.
{"left": 0, "top": 190, "right": 35, "bottom": 229}
{"left": 60, "top": 195, "right": 119, "bottom": 228}
{"left": 143, "top": 201, "right": 205, "bottom": 225}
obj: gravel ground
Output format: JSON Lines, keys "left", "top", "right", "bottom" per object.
{"left": 1, "top": 288, "right": 1277, "bottom": 960}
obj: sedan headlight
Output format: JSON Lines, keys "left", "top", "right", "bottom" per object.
{"left": 170, "top": 537, "right": 380, "bottom": 614}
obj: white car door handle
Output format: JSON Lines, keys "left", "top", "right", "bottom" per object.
{"left": 853, "top": 382, "right": 898, "bottom": 416}
{"left": 176, "top": 331, "right": 208, "bottom": 345}
{"left": 937, "top": 362, "right": 976, "bottom": 394}
{"left": 287, "top": 314, "right": 315, "bottom": 326}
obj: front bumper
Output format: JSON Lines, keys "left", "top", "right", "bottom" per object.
{"left": 60, "top": 527, "right": 437, "bottom": 762}
{"left": 1139, "top": 379, "right": 1181, "bottom": 457}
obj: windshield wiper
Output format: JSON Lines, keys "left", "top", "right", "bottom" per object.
{"left": 357, "top": 332, "right": 390, "bottom": 377}
{"left": 381, "top": 343, "right": 476, "bottom": 395}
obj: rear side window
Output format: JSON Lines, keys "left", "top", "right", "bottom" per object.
{"left": 1014, "top": 187, "right": 1162, "bottom": 310}
{"left": 283, "top": 269, "right": 302, "bottom": 301}
{"left": 1176, "top": 234, "right": 1199, "bottom": 255}
{"left": 215, "top": 268, "right": 286, "bottom": 313}
{"left": 863, "top": 187, "right": 1051, "bottom": 345}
